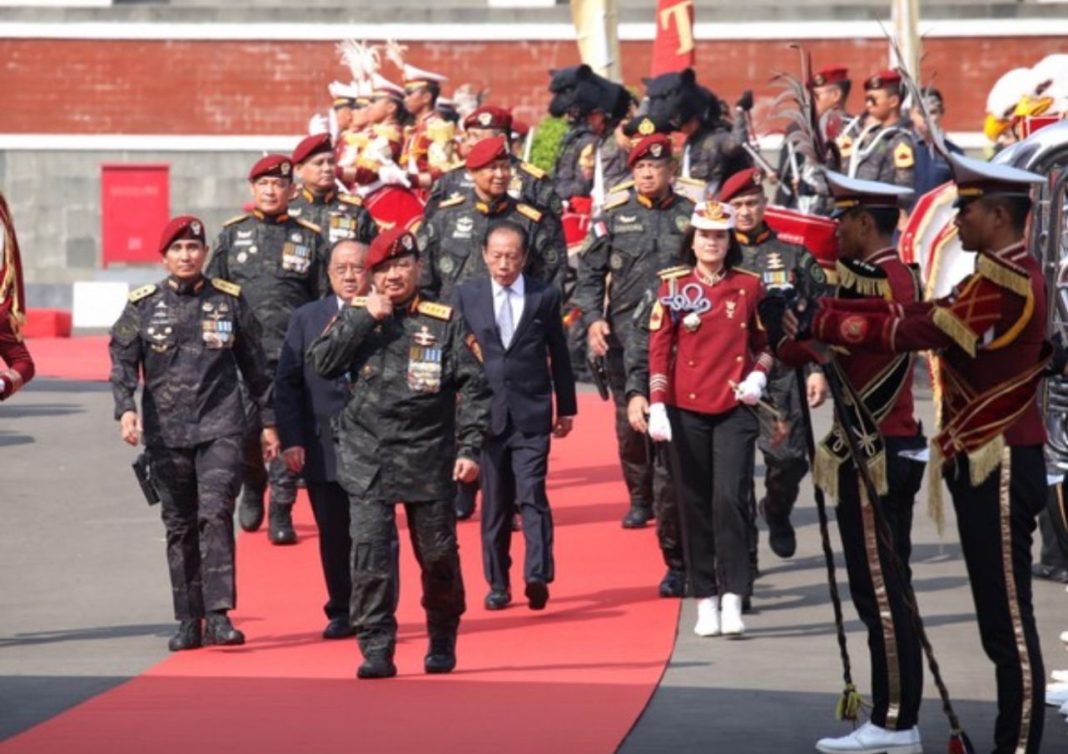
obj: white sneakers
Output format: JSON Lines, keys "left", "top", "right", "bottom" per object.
{"left": 720, "top": 593, "right": 745, "bottom": 637}
{"left": 1046, "top": 682, "right": 1068, "bottom": 707}
{"left": 693, "top": 597, "right": 720, "bottom": 637}
{"left": 815, "top": 721, "right": 922, "bottom": 754}
{"left": 1051, "top": 669, "right": 1068, "bottom": 683}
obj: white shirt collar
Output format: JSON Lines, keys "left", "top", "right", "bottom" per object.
{"left": 490, "top": 274, "right": 525, "bottom": 297}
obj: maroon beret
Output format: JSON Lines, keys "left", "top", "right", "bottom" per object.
{"left": 463, "top": 105, "right": 513, "bottom": 133}
{"left": 248, "top": 154, "right": 294, "bottom": 182}
{"left": 466, "top": 135, "right": 510, "bottom": 171}
{"left": 366, "top": 227, "right": 418, "bottom": 271}
{"left": 627, "top": 133, "right": 673, "bottom": 168}
{"left": 718, "top": 167, "right": 764, "bottom": 202}
{"left": 158, "top": 215, "right": 206, "bottom": 255}
{"left": 810, "top": 66, "right": 849, "bottom": 87}
{"left": 864, "top": 70, "right": 903, "bottom": 92}
{"left": 292, "top": 133, "right": 333, "bottom": 165}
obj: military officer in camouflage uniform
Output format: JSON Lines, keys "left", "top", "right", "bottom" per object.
{"left": 846, "top": 70, "right": 916, "bottom": 191}
{"left": 418, "top": 136, "right": 567, "bottom": 302}
{"left": 426, "top": 106, "right": 561, "bottom": 219}
{"left": 573, "top": 134, "right": 694, "bottom": 531}
{"left": 110, "top": 216, "right": 275, "bottom": 651}
{"left": 720, "top": 167, "right": 829, "bottom": 559}
{"left": 309, "top": 227, "right": 491, "bottom": 679}
{"left": 206, "top": 154, "right": 324, "bottom": 545}
{"left": 553, "top": 118, "right": 600, "bottom": 203}
{"left": 289, "top": 132, "right": 378, "bottom": 248}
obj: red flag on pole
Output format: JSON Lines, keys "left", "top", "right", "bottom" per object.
{"left": 650, "top": 0, "right": 695, "bottom": 77}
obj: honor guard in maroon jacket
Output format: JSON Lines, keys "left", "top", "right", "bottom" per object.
{"left": 796, "top": 155, "right": 1049, "bottom": 754}
{"left": 776, "top": 173, "right": 926, "bottom": 754}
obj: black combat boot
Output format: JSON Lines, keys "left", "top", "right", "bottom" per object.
{"left": 762, "top": 498, "right": 797, "bottom": 559}
{"left": 268, "top": 500, "right": 297, "bottom": 545}
{"left": 168, "top": 619, "right": 202, "bottom": 651}
{"left": 658, "top": 568, "right": 686, "bottom": 598}
{"left": 204, "top": 611, "right": 245, "bottom": 646}
{"left": 621, "top": 503, "right": 654, "bottom": 529}
{"left": 424, "top": 633, "right": 457, "bottom": 674}
{"left": 238, "top": 487, "right": 265, "bottom": 532}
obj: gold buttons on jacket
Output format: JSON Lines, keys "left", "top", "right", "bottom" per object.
{"left": 735, "top": 355, "right": 743, "bottom": 362}
{"left": 688, "top": 392, "right": 696, "bottom": 400}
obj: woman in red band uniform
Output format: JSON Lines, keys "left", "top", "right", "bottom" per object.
{"left": 647, "top": 201, "right": 773, "bottom": 637}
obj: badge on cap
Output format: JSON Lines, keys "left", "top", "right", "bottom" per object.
{"left": 478, "top": 112, "right": 493, "bottom": 127}
{"left": 401, "top": 234, "right": 414, "bottom": 251}
{"left": 281, "top": 163, "right": 291, "bottom": 176}
{"left": 813, "top": 74, "right": 826, "bottom": 86}
{"left": 650, "top": 143, "right": 663, "bottom": 158}
{"left": 638, "top": 118, "right": 655, "bottom": 136}
{"left": 191, "top": 221, "right": 202, "bottom": 235}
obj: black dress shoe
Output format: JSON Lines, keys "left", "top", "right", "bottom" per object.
{"left": 766, "top": 515, "right": 796, "bottom": 559}
{"left": 357, "top": 654, "right": 397, "bottom": 679}
{"left": 268, "top": 501, "right": 297, "bottom": 545}
{"left": 204, "top": 613, "right": 245, "bottom": 646}
{"left": 1032, "top": 563, "right": 1068, "bottom": 583}
{"left": 238, "top": 489, "right": 265, "bottom": 532}
{"left": 621, "top": 504, "right": 654, "bottom": 529}
{"left": 168, "top": 619, "right": 202, "bottom": 651}
{"left": 484, "top": 589, "right": 512, "bottom": 610}
{"left": 424, "top": 634, "right": 457, "bottom": 674}
{"left": 323, "top": 617, "right": 356, "bottom": 640}
{"left": 455, "top": 484, "right": 477, "bottom": 520}
{"left": 525, "top": 581, "right": 549, "bottom": 610}
{"left": 658, "top": 569, "right": 686, "bottom": 598}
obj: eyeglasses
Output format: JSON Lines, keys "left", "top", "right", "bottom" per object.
{"left": 330, "top": 264, "right": 365, "bottom": 275}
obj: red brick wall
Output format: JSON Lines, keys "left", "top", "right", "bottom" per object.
{"left": 1, "top": 37, "right": 1063, "bottom": 135}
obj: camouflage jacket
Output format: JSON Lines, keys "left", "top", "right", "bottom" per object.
{"left": 206, "top": 210, "right": 325, "bottom": 366}
{"left": 553, "top": 123, "right": 599, "bottom": 201}
{"left": 288, "top": 187, "right": 378, "bottom": 248}
{"left": 426, "top": 156, "right": 562, "bottom": 219}
{"left": 108, "top": 276, "right": 271, "bottom": 448}
{"left": 846, "top": 119, "right": 916, "bottom": 190}
{"left": 681, "top": 115, "right": 748, "bottom": 191}
{"left": 572, "top": 189, "right": 695, "bottom": 339}
{"left": 417, "top": 191, "right": 567, "bottom": 301}
{"left": 308, "top": 297, "right": 491, "bottom": 502}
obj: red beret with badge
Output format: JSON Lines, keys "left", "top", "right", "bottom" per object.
{"left": 864, "top": 70, "right": 903, "bottom": 92}
{"left": 366, "top": 227, "right": 419, "bottom": 271}
{"left": 627, "top": 133, "right": 672, "bottom": 168}
{"left": 466, "top": 135, "right": 510, "bottom": 171}
{"left": 718, "top": 167, "right": 765, "bottom": 202}
{"left": 248, "top": 154, "right": 294, "bottom": 182}
{"left": 810, "top": 66, "right": 849, "bottom": 87}
{"left": 291, "top": 133, "right": 333, "bottom": 166}
{"left": 463, "top": 106, "right": 513, "bottom": 133}
{"left": 158, "top": 215, "right": 206, "bottom": 255}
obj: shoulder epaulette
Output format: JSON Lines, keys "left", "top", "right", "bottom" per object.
{"left": 607, "top": 179, "right": 634, "bottom": 194}
{"left": 658, "top": 265, "right": 691, "bottom": 281}
{"left": 437, "top": 194, "right": 466, "bottom": 210}
{"left": 675, "top": 176, "right": 706, "bottom": 187}
{"left": 976, "top": 253, "right": 1031, "bottom": 298}
{"left": 603, "top": 195, "right": 630, "bottom": 212}
{"left": 223, "top": 213, "right": 249, "bottom": 227}
{"left": 516, "top": 203, "right": 543, "bottom": 223}
{"left": 520, "top": 162, "right": 547, "bottom": 180}
{"left": 349, "top": 296, "right": 368, "bottom": 307}
{"left": 128, "top": 283, "right": 157, "bottom": 302}
{"left": 374, "top": 218, "right": 396, "bottom": 230}
{"left": 417, "top": 301, "right": 453, "bottom": 320}
{"left": 295, "top": 217, "right": 322, "bottom": 234}
{"left": 733, "top": 267, "right": 761, "bottom": 279}
{"left": 211, "top": 278, "right": 241, "bottom": 297}
{"left": 338, "top": 194, "right": 363, "bottom": 207}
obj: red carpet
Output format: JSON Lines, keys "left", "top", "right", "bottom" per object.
{"left": 24, "top": 336, "right": 110, "bottom": 382}
{"left": 2, "top": 354, "right": 679, "bottom": 753}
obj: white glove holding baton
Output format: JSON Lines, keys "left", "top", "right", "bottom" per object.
{"left": 734, "top": 371, "right": 767, "bottom": 407}
{"left": 648, "top": 402, "right": 672, "bottom": 443}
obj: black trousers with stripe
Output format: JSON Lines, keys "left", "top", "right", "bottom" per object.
{"left": 946, "top": 445, "right": 1046, "bottom": 754}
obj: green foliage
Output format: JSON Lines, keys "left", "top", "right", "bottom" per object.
{"left": 528, "top": 116, "right": 568, "bottom": 174}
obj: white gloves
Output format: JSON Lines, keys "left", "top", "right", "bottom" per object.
{"left": 734, "top": 371, "right": 767, "bottom": 407}
{"left": 377, "top": 161, "right": 412, "bottom": 188}
{"left": 648, "top": 402, "right": 672, "bottom": 443}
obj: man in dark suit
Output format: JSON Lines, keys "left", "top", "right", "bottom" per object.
{"left": 275, "top": 239, "right": 368, "bottom": 639}
{"left": 454, "top": 220, "right": 577, "bottom": 611}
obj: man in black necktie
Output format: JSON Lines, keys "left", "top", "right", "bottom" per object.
{"left": 454, "top": 220, "right": 578, "bottom": 610}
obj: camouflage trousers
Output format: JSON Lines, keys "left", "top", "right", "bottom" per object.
{"left": 151, "top": 435, "right": 242, "bottom": 620}
{"left": 605, "top": 346, "right": 682, "bottom": 568}
{"left": 242, "top": 390, "right": 299, "bottom": 506}
{"left": 349, "top": 498, "right": 466, "bottom": 657}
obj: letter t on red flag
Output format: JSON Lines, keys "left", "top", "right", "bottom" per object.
{"left": 650, "top": 0, "right": 695, "bottom": 77}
